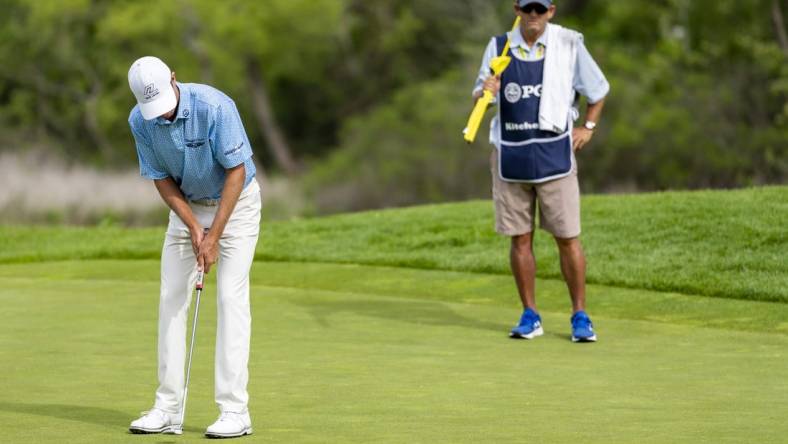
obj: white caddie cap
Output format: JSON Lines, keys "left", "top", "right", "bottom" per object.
{"left": 128, "top": 56, "right": 177, "bottom": 120}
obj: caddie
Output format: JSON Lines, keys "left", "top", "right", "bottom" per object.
{"left": 473, "top": 1, "right": 609, "bottom": 341}
{"left": 126, "top": 56, "right": 260, "bottom": 438}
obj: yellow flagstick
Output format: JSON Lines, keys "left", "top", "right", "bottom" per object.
{"left": 463, "top": 17, "right": 521, "bottom": 144}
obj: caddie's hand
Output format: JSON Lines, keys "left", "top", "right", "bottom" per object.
{"left": 189, "top": 226, "right": 205, "bottom": 257}
{"left": 483, "top": 75, "right": 501, "bottom": 96}
{"left": 197, "top": 231, "right": 219, "bottom": 274}
{"left": 572, "top": 127, "right": 594, "bottom": 151}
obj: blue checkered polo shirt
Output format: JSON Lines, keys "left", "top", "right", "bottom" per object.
{"left": 129, "top": 82, "right": 257, "bottom": 201}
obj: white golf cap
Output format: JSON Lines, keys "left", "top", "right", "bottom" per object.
{"left": 128, "top": 56, "right": 177, "bottom": 120}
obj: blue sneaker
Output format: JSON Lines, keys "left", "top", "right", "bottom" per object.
{"left": 571, "top": 311, "right": 597, "bottom": 342}
{"left": 509, "top": 308, "right": 544, "bottom": 339}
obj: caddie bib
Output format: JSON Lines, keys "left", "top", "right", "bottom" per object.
{"left": 496, "top": 34, "right": 573, "bottom": 183}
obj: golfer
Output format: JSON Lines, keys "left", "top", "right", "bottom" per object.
{"left": 127, "top": 56, "right": 260, "bottom": 438}
{"left": 473, "top": 1, "right": 609, "bottom": 341}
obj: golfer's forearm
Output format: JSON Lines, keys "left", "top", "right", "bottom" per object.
{"left": 207, "top": 164, "right": 245, "bottom": 239}
{"left": 154, "top": 177, "right": 200, "bottom": 232}
{"left": 585, "top": 97, "right": 606, "bottom": 124}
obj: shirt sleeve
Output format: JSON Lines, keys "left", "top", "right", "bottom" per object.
{"left": 573, "top": 38, "right": 610, "bottom": 104}
{"left": 209, "top": 99, "right": 253, "bottom": 169}
{"left": 130, "top": 124, "right": 168, "bottom": 180}
{"left": 473, "top": 37, "right": 499, "bottom": 101}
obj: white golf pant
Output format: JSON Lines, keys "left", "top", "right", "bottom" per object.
{"left": 154, "top": 180, "right": 261, "bottom": 414}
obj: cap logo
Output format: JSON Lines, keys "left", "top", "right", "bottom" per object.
{"left": 143, "top": 83, "right": 160, "bottom": 101}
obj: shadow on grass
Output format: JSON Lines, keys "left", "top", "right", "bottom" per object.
{"left": 295, "top": 297, "right": 506, "bottom": 333}
{"left": 0, "top": 402, "right": 202, "bottom": 434}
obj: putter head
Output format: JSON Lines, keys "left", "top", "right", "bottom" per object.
{"left": 489, "top": 55, "right": 512, "bottom": 75}
{"left": 168, "top": 426, "right": 184, "bottom": 435}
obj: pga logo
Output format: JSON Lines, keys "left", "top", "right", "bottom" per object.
{"left": 504, "top": 82, "right": 542, "bottom": 103}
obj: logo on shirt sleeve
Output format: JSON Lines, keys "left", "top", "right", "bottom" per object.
{"left": 224, "top": 142, "right": 244, "bottom": 156}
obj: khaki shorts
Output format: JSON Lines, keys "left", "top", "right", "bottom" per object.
{"left": 490, "top": 150, "right": 581, "bottom": 238}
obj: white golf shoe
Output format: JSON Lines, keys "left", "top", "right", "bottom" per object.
{"left": 129, "top": 408, "right": 182, "bottom": 434}
{"left": 205, "top": 410, "right": 253, "bottom": 439}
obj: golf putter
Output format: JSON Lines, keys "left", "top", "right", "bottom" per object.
{"left": 176, "top": 268, "right": 205, "bottom": 434}
{"left": 463, "top": 16, "right": 521, "bottom": 143}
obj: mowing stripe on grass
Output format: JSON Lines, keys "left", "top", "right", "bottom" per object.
{"left": 2, "top": 260, "right": 787, "bottom": 335}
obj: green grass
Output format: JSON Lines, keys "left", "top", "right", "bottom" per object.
{"left": 1, "top": 186, "right": 786, "bottom": 302}
{"left": 1, "top": 260, "right": 787, "bottom": 443}
{"left": 1, "top": 187, "right": 786, "bottom": 442}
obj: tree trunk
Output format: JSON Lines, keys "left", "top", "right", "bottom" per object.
{"left": 180, "top": 1, "right": 213, "bottom": 83}
{"left": 773, "top": 0, "right": 788, "bottom": 56}
{"left": 83, "top": 86, "right": 115, "bottom": 162}
{"left": 245, "top": 58, "right": 300, "bottom": 176}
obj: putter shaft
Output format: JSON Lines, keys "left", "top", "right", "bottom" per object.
{"left": 179, "top": 269, "right": 205, "bottom": 432}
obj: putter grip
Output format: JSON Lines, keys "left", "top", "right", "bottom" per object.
{"left": 196, "top": 270, "right": 204, "bottom": 290}
{"left": 463, "top": 90, "right": 494, "bottom": 143}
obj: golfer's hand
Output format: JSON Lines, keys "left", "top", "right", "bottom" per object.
{"left": 572, "top": 127, "right": 594, "bottom": 151}
{"left": 483, "top": 75, "right": 501, "bottom": 96}
{"left": 189, "top": 226, "right": 205, "bottom": 257}
{"left": 197, "top": 233, "right": 219, "bottom": 274}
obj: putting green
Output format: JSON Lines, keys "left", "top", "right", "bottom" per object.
{"left": 0, "top": 260, "right": 786, "bottom": 443}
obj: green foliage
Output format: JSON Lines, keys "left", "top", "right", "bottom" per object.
{"left": 576, "top": 0, "right": 788, "bottom": 190}
{"left": 303, "top": 70, "right": 489, "bottom": 212}
{"left": 0, "top": 0, "right": 485, "bottom": 165}
{"left": 1, "top": 187, "right": 786, "bottom": 303}
{"left": 301, "top": 0, "right": 787, "bottom": 206}
{"left": 0, "top": 0, "right": 785, "bottom": 202}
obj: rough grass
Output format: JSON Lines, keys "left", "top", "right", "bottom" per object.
{"left": 0, "top": 152, "right": 304, "bottom": 224}
{"left": 0, "top": 151, "right": 163, "bottom": 225}
{"left": 1, "top": 186, "right": 785, "bottom": 302}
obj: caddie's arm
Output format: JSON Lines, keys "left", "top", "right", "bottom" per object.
{"left": 573, "top": 98, "right": 605, "bottom": 151}
{"left": 197, "top": 164, "right": 245, "bottom": 273}
{"left": 473, "top": 75, "right": 502, "bottom": 104}
{"left": 154, "top": 177, "right": 205, "bottom": 259}
{"left": 571, "top": 38, "right": 610, "bottom": 151}
{"left": 471, "top": 37, "right": 500, "bottom": 105}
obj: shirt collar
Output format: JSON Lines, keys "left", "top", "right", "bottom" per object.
{"left": 509, "top": 27, "right": 548, "bottom": 50}
{"left": 154, "top": 82, "right": 191, "bottom": 125}
{"left": 175, "top": 82, "right": 191, "bottom": 120}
